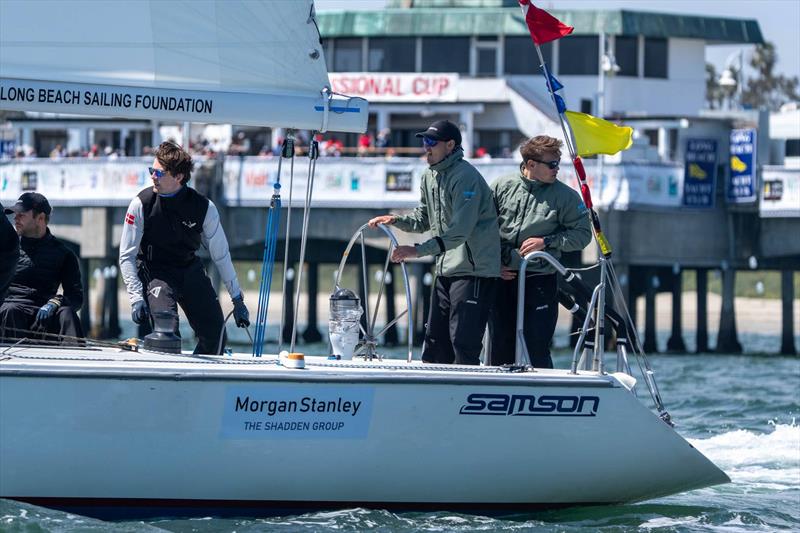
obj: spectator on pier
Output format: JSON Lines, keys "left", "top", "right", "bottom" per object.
{"left": 368, "top": 120, "right": 500, "bottom": 365}
{"left": 0, "top": 193, "right": 85, "bottom": 344}
{"left": 488, "top": 135, "right": 591, "bottom": 368}
{"left": 119, "top": 140, "right": 250, "bottom": 354}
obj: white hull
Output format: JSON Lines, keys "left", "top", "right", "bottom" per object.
{"left": 0, "top": 346, "right": 729, "bottom": 518}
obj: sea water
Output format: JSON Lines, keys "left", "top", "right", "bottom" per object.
{"left": 1, "top": 331, "right": 798, "bottom": 532}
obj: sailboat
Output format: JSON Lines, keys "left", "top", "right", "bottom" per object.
{"left": 0, "top": 0, "right": 728, "bottom": 520}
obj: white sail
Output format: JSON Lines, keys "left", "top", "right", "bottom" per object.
{"left": 0, "top": 0, "right": 367, "bottom": 132}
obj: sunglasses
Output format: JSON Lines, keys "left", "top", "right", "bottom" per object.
{"left": 531, "top": 158, "right": 560, "bottom": 170}
{"left": 148, "top": 167, "right": 167, "bottom": 178}
{"left": 422, "top": 137, "right": 440, "bottom": 148}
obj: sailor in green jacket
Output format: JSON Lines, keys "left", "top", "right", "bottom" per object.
{"left": 489, "top": 135, "right": 592, "bottom": 368}
{"left": 368, "top": 120, "right": 500, "bottom": 365}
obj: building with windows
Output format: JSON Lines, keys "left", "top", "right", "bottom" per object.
{"left": 318, "top": 0, "right": 763, "bottom": 157}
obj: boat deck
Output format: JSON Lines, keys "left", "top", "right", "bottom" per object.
{"left": 0, "top": 342, "right": 620, "bottom": 387}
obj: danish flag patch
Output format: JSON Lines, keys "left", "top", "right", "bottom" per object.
{"left": 125, "top": 213, "right": 135, "bottom": 225}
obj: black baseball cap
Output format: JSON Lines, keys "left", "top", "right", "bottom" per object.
{"left": 415, "top": 119, "right": 462, "bottom": 145}
{"left": 4, "top": 192, "right": 52, "bottom": 216}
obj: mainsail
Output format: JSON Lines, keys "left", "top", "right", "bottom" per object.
{"left": 0, "top": 0, "right": 367, "bottom": 133}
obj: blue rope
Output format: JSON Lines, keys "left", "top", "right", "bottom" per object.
{"left": 253, "top": 189, "right": 282, "bottom": 357}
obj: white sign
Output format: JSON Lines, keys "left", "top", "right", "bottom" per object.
{"left": 1, "top": 158, "right": 687, "bottom": 211}
{"left": 220, "top": 386, "right": 375, "bottom": 439}
{"left": 760, "top": 167, "right": 800, "bottom": 218}
{"left": 0, "top": 159, "right": 152, "bottom": 206}
{"left": 329, "top": 73, "right": 458, "bottom": 102}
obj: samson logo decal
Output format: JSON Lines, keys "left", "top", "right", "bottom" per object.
{"left": 459, "top": 393, "right": 599, "bottom": 417}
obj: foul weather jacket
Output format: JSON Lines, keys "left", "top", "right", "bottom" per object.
{"left": 0, "top": 203, "right": 19, "bottom": 302}
{"left": 5, "top": 229, "right": 83, "bottom": 310}
{"left": 392, "top": 148, "right": 500, "bottom": 278}
{"left": 492, "top": 172, "right": 592, "bottom": 274}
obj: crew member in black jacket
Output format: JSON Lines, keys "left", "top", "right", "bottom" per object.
{"left": 0, "top": 193, "right": 84, "bottom": 343}
{"left": 0, "top": 201, "right": 19, "bottom": 304}
{"left": 119, "top": 141, "right": 249, "bottom": 354}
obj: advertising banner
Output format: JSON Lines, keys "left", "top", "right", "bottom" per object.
{"left": 728, "top": 128, "right": 757, "bottom": 203}
{"left": 683, "top": 139, "right": 717, "bottom": 207}
{"left": 329, "top": 73, "right": 458, "bottom": 102}
{"left": 760, "top": 167, "right": 800, "bottom": 218}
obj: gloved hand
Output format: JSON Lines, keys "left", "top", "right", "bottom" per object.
{"left": 32, "top": 302, "right": 58, "bottom": 330}
{"left": 232, "top": 293, "right": 250, "bottom": 328}
{"left": 131, "top": 299, "right": 150, "bottom": 325}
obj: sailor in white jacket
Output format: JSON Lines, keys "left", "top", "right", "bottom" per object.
{"left": 119, "top": 141, "right": 249, "bottom": 354}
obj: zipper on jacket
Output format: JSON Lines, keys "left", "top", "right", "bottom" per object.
{"left": 465, "top": 242, "right": 476, "bottom": 271}
{"left": 436, "top": 174, "right": 445, "bottom": 276}
{"left": 514, "top": 191, "right": 531, "bottom": 248}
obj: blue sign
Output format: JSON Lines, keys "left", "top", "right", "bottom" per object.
{"left": 728, "top": 128, "right": 757, "bottom": 203}
{"left": 683, "top": 139, "right": 717, "bottom": 207}
{"left": 0, "top": 140, "right": 15, "bottom": 158}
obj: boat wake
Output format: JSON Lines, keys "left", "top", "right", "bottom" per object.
{"left": 688, "top": 422, "right": 800, "bottom": 490}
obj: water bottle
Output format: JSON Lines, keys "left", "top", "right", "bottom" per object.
{"left": 328, "top": 288, "right": 363, "bottom": 359}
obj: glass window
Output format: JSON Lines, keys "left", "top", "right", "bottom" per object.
{"left": 477, "top": 48, "right": 497, "bottom": 77}
{"left": 368, "top": 38, "right": 416, "bottom": 72}
{"left": 422, "top": 37, "right": 469, "bottom": 74}
{"left": 504, "top": 38, "right": 552, "bottom": 75}
{"left": 333, "top": 38, "right": 363, "bottom": 72}
{"left": 786, "top": 139, "right": 800, "bottom": 157}
{"left": 558, "top": 36, "right": 599, "bottom": 75}
{"left": 644, "top": 37, "right": 668, "bottom": 78}
{"left": 614, "top": 36, "right": 637, "bottom": 77}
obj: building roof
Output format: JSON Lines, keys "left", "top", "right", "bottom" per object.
{"left": 317, "top": 8, "right": 763, "bottom": 44}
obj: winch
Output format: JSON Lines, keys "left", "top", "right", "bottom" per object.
{"left": 328, "top": 288, "right": 362, "bottom": 359}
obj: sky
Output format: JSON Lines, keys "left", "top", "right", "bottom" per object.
{"left": 314, "top": 0, "right": 800, "bottom": 81}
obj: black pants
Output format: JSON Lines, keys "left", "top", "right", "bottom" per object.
{"left": 142, "top": 259, "right": 226, "bottom": 355}
{"left": 0, "top": 301, "right": 85, "bottom": 345}
{"left": 488, "top": 273, "right": 557, "bottom": 368}
{"left": 422, "top": 275, "right": 496, "bottom": 365}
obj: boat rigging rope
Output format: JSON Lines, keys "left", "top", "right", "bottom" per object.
{"left": 290, "top": 138, "right": 320, "bottom": 353}
{"left": 252, "top": 138, "right": 290, "bottom": 357}
{"left": 0, "top": 326, "right": 127, "bottom": 353}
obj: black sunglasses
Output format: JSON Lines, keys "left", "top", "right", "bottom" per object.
{"left": 148, "top": 167, "right": 167, "bottom": 178}
{"left": 530, "top": 158, "right": 560, "bottom": 170}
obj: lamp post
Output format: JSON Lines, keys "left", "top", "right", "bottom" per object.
{"left": 718, "top": 49, "right": 744, "bottom": 109}
{"left": 597, "top": 33, "right": 620, "bottom": 181}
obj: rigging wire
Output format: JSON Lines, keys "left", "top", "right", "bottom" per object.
{"left": 290, "top": 138, "right": 320, "bottom": 353}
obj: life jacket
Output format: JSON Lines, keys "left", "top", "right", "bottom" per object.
{"left": 137, "top": 186, "right": 209, "bottom": 267}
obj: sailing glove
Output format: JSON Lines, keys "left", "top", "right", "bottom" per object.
{"left": 131, "top": 299, "right": 150, "bottom": 325}
{"left": 32, "top": 302, "right": 58, "bottom": 329}
{"left": 232, "top": 294, "right": 250, "bottom": 328}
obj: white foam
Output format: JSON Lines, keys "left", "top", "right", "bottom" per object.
{"left": 689, "top": 423, "right": 800, "bottom": 489}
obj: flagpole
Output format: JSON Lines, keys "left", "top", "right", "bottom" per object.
{"left": 532, "top": 42, "right": 612, "bottom": 258}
